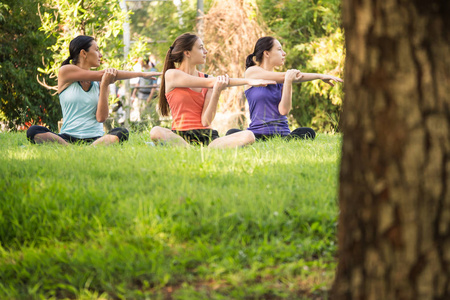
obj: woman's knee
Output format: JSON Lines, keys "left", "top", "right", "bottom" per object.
{"left": 150, "top": 126, "right": 165, "bottom": 140}
{"left": 242, "top": 130, "right": 256, "bottom": 144}
{"left": 27, "top": 125, "right": 51, "bottom": 143}
{"left": 108, "top": 127, "right": 129, "bottom": 143}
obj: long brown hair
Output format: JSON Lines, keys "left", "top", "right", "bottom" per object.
{"left": 158, "top": 33, "right": 199, "bottom": 116}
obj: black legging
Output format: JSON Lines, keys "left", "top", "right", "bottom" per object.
{"left": 26, "top": 125, "right": 129, "bottom": 144}
{"left": 226, "top": 127, "right": 316, "bottom": 141}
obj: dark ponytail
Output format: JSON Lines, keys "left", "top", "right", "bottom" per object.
{"left": 61, "top": 35, "right": 95, "bottom": 67}
{"left": 246, "top": 36, "right": 275, "bottom": 69}
{"left": 158, "top": 33, "right": 199, "bottom": 117}
{"left": 245, "top": 53, "right": 256, "bottom": 69}
{"left": 62, "top": 56, "right": 73, "bottom": 66}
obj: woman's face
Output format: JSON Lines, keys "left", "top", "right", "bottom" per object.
{"left": 85, "top": 41, "right": 103, "bottom": 68}
{"left": 186, "top": 38, "right": 207, "bottom": 65}
{"left": 267, "top": 39, "right": 286, "bottom": 66}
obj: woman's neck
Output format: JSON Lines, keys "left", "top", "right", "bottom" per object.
{"left": 178, "top": 61, "right": 198, "bottom": 76}
{"left": 76, "top": 62, "right": 91, "bottom": 71}
{"left": 259, "top": 60, "right": 275, "bottom": 72}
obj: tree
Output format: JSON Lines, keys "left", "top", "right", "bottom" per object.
{"left": 332, "top": 0, "right": 450, "bottom": 299}
{"left": 0, "top": 0, "right": 59, "bottom": 130}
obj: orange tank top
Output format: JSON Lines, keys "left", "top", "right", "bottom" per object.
{"left": 166, "top": 71, "right": 209, "bottom": 131}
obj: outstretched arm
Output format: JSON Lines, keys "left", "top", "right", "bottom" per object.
{"left": 164, "top": 69, "right": 276, "bottom": 93}
{"left": 58, "top": 65, "right": 161, "bottom": 93}
{"left": 228, "top": 78, "right": 277, "bottom": 87}
{"left": 245, "top": 66, "right": 288, "bottom": 83}
{"left": 245, "top": 66, "right": 342, "bottom": 86}
{"left": 97, "top": 68, "right": 117, "bottom": 123}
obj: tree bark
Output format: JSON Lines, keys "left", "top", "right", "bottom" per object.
{"left": 332, "top": 0, "right": 450, "bottom": 299}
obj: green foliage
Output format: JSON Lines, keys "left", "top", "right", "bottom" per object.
{"left": 0, "top": 0, "right": 59, "bottom": 130}
{"left": 295, "top": 29, "right": 344, "bottom": 132}
{"left": 0, "top": 132, "right": 340, "bottom": 298}
{"left": 0, "top": 2, "right": 9, "bottom": 22}
{"left": 258, "top": 0, "right": 344, "bottom": 132}
{"left": 38, "top": 0, "right": 129, "bottom": 77}
{"left": 128, "top": 0, "right": 200, "bottom": 70}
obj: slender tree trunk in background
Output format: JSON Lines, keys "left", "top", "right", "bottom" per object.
{"left": 332, "top": 0, "right": 450, "bottom": 299}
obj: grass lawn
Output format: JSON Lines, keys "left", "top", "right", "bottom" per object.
{"left": 0, "top": 130, "right": 341, "bottom": 299}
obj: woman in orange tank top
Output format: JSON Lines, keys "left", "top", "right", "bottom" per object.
{"left": 150, "top": 33, "right": 276, "bottom": 148}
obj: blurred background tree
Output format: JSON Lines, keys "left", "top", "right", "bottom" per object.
{"left": 128, "top": 0, "right": 199, "bottom": 67}
{"left": 202, "top": 0, "right": 268, "bottom": 133}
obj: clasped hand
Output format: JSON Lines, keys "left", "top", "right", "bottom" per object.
{"left": 285, "top": 69, "right": 303, "bottom": 83}
{"left": 213, "top": 74, "right": 230, "bottom": 91}
{"left": 101, "top": 68, "right": 118, "bottom": 85}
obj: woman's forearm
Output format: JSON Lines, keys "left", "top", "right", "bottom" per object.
{"left": 279, "top": 82, "right": 293, "bottom": 116}
{"left": 213, "top": 78, "right": 255, "bottom": 88}
{"left": 96, "top": 82, "right": 110, "bottom": 123}
{"left": 201, "top": 90, "right": 220, "bottom": 126}
{"left": 228, "top": 78, "right": 250, "bottom": 87}
{"left": 294, "top": 73, "right": 323, "bottom": 83}
{"left": 116, "top": 71, "right": 145, "bottom": 80}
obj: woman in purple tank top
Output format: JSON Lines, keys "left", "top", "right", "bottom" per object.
{"left": 226, "top": 37, "right": 343, "bottom": 140}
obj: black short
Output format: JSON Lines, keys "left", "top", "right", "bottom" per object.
{"left": 26, "top": 125, "right": 129, "bottom": 144}
{"left": 172, "top": 129, "right": 219, "bottom": 145}
{"left": 226, "top": 127, "right": 316, "bottom": 141}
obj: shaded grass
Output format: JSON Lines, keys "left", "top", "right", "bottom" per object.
{"left": 0, "top": 131, "right": 341, "bottom": 299}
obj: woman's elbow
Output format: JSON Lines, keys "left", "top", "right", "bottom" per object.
{"left": 201, "top": 119, "right": 210, "bottom": 127}
{"left": 96, "top": 115, "right": 107, "bottom": 123}
{"left": 279, "top": 109, "right": 289, "bottom": 116}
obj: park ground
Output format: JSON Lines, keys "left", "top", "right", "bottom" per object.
{"left": 0, "top": 131, "right": 341, "bottom": 299}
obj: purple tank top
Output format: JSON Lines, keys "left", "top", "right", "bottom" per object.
{"left": 245, "top": 84, "right": 290, "bottom": 135}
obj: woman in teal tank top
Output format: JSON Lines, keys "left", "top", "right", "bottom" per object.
{"left": 27, "top": 35, "right": 161, "bottom": 145}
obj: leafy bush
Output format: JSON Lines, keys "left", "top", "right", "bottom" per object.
{"left": 0, "top": 0, "right": 59, "bottom": 130}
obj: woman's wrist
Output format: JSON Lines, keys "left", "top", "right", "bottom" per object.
{"left": 100, "top": 81, "right": 110, "bottom": 87}
{"left": 212, "top": 87, "right": 223, "bottom": 95}
{"left": 284, "top": 78, "right": 293, "bottom": 84}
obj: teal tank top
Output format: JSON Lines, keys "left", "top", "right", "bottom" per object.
{"left": 59, "top": 81, "right": 104, "bottom": 138}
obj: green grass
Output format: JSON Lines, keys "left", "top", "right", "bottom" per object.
{"left": 0, "top": 131, "right": 341, "bottom": 299}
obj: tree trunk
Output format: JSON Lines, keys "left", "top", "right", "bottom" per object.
{"left": 332, "top": 0, "right": 450, "bottom": 299}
